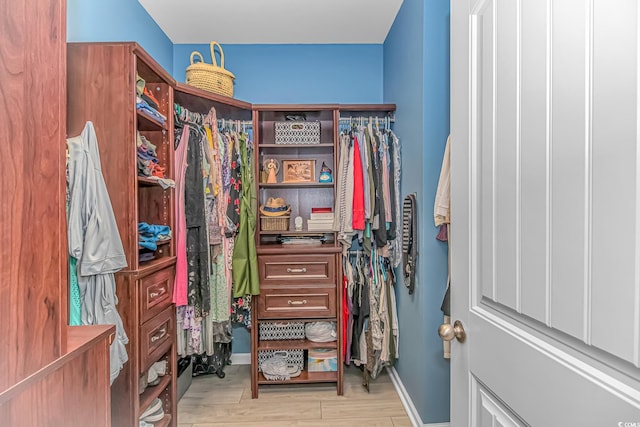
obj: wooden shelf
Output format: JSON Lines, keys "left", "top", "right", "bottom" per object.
{"left": 257, "top": 371, "right": 337, "bottom": 385}
{"left": 139, "top": 374, "right": 171, "bottom": 415}
{"left": 154, "top": 414, "right": 172, "bottom": 427}
{"left": 259, "top": 230, "right": 331, "bottom": 236}
{"left": 258, "top": 339, "right": 337, "bottom": 351}
{"left": 137, "top": 176, "right": 175, "bottom": 187}
{"left": 259, "top": 182, "right": 334, "bottom": 189}
{"left": 137, "top": 109, "right": 167, "bottom": 131}
{"left": 256, "top": 244, "right": 340, "bottom": 255}
{"left": 259, "top": 143, "right": 334, "bottom": 148}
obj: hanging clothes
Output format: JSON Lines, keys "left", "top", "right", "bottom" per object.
{"left": 232, "top": 132, "right": 259, "bottom": 297}
{"left": 173, "top": 104, "right": 258, "bottom": 379}
{"left": 334, "top": 119, "right": 401, "bottom": 387}
{"left": 67, "top": 121, "right": 128, "bottom": 384}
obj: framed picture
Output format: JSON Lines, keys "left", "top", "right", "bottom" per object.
{"left": 282, "top": 159, "right": 316, "bottom": 183}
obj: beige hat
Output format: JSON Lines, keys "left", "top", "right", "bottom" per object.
{"left": 260, "top": 197, "right": 291, "bottom": 217}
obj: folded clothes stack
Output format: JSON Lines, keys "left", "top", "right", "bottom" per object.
{"left": 138, "top": 222, "right": 171, "bottom": 251}
{"left": 136, "top": 72, "right": 166, "bottom": 125}
{"left": 137, "top": 132, "right": 175, "bottom": 189}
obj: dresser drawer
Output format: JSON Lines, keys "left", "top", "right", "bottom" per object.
{"left": 259, "top": 254, "right": 336, "bottom": 285}
{"left": 140, "top": 305, "right": 174, "bottom": 374}
{"left": 257, "top": 288, "right": 337, "bottom": 319}
{"left": 139, "top": 266, "right": 174, "bottom": 324}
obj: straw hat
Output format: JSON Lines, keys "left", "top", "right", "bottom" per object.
{"left": 260, "top": 197, "right": 291, "bottom": 217}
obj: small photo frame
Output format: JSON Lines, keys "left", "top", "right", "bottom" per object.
{"left": 282, "top": 159, "right": 316, "bottom": 183}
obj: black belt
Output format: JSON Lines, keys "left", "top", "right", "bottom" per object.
{"left": 402, "top": 193, "right": 417, "bottom": 294}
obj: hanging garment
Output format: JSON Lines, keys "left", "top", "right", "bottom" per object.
{"left": 232, "top": 133, "right": 260, "bottom": 297}
{"left": 173, "top": 125, "right": 190, "bottom": 306}
{"left": 185, "top": 127, "right": 211, "bottom": 314}
{"left": 67, "top": 121, "right": 128, "bottom": 384}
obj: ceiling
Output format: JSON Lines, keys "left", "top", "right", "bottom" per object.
{"left": 138, "top": 0, "right": 404, "bottom": 44}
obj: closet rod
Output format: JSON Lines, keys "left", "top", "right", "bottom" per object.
{"left": 338, "top": 116, "right": 395, "bottom": 123}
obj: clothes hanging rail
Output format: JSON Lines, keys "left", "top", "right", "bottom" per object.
{"left": 175, "top": 103, "right": 253, "bottom": 131}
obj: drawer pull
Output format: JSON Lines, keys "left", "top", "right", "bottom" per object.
{"left": 287, "top": 299, "right": 307, "bottom": 305}
{"left": 149, "top": 287, "right": 167, "bottom": 298}
{"left": 286, "top": 268, "right": 307, "bottom": 274}
{"left": 151, "top": 327, "right": 167, "bottom": 343}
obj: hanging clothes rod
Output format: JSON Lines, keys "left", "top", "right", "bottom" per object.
{"left": 174, "top": 103, "right": 252, "bottom": 130}
{"left": 338, "top": 116, "right": 395, "bottom": 123}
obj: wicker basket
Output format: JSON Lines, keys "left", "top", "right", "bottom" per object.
{"left": 185, "top": 41, "right": 235, "bottom": 97}
{"left": 261, "top": 215, "right": 290, "bottom": 231}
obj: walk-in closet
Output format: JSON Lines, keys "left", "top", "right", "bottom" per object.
{"left": 1, "top": 1, "right": 453, "bottom": 426}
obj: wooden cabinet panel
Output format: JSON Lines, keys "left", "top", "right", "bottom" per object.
{"left": 257, "top": 287, "right": 337, "bottom": 319}
{"left": 140, "top": 266, "right": 175, "bottom": 324}
{"left": 0, "top": 0, "right": 67, "bottom": 392}
{"left": 259, "top": 254, "right": 336, "bottom": 285}
{"left": 140, "top": 306, "right": 174, "bottom": 375}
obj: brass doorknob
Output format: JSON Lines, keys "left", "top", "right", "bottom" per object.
{"left": 438, "top": 320, "right": 466, "bottom": 343}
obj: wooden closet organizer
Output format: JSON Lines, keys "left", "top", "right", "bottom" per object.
{"left": 65, "top": 41, "right": 395, "bottom": 424}
{"left": 250, "top": 104, "right": 396, "bottom": 398}
{"left": 0, "top": 2, "right": 114, "bottom": 426}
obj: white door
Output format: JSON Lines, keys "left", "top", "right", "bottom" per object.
{"left": 449, "top": 0, "right": 640, "bottom": 425}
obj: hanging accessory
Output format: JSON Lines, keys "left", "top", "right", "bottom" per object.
{"left": 402, "top": 193, "right": 418, "bottom": 294}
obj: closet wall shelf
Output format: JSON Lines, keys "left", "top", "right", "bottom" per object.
{"left": 259, "top": 183, "right": 334, "bottom": 189}
{"left": 174, "top": 82, "right": 252, "bottom": 119}
{"left": 139, "top": 239, "right": 172, "bottom": 249}
{"left": 139, "top": 374, "right": 172, "bottom": 413}
{"left": 138, "top": 176, "right": 170, "bottom": 187}
{"left": 154, "top": 414, "right": 172, "bottom": 427}
{"left": 259, "top": 143, "right": 334, "bottom": 148}
{"left": 256, "top": 245, "right": 341, "bottom": 255}
{"left": 258, "top": 230, "right": 332, "bottom": 236}
{"left": 257, "top": 339, "right": 337, "bottom": 351}
{"left": 137, "top": 109, "right": 168, "bottom": 131}
{"left": 257, "top": 371, "right": 337, "bottom": 385}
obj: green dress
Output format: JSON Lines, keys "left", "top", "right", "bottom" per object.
{"left": 232, "top": 134, "right": 260, "bottom": 297}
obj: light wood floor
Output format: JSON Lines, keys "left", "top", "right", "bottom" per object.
{"left": 177, "top": 364, "right": 412, "bottom": 427}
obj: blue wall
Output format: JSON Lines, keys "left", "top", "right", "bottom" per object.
{"left": 384, "top": 0, "right": 451, "bottom": 423}
{"left": 173, "top": 44, "right": 383, "bottom": 104}
{"left": 67, "top": 0, "right": 173, "bottom": 72}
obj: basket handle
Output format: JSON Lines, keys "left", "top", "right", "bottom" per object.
{"left": 190, "top": 51, "right": 205, "bottom": 65}
{"left": 209, "top": 41, "right": 225, "bottom": 69}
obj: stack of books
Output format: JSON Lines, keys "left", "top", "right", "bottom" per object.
{"left": 307, "top": 207, "right": 334, "bottom": 231}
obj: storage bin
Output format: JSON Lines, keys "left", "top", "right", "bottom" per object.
{"left": 260, "top": 215, "right": 290, "bottom": 231}
{"left": 258, "top": 349, "right": 304, "bottom": 372}
{"left": 275, "top": 121, "right": 320, "bottom": 144}
{"left": 259, "top": 322, "right": 305, "bottom": 340}
{"left": 307, "top": 348, "right": 338, "bottom": 372}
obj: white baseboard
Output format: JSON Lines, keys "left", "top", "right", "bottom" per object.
{"left": 231, "top": 352, "right": 251, "bottom": 365}
{"left": 386, "top": 366, "right": 450, "bottom": 427}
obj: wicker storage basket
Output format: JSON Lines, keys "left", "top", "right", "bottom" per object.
{"left": 185, "top": 41, "right": 235, "bottom": 97}
{"left": 260, "top": 215, "right": 290, "bottom": 231}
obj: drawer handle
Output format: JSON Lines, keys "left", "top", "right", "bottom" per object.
{"left": 150, "top": 287, "right": 167, "bottom": 298}
{"left": 287, "top": 299, "right": 307, "bottom": 305}
{"left": 287, "top": 268, "right": 307, "bottom": 273}
{"left": 151, "top": 327, "right": 167, "bottom": 343}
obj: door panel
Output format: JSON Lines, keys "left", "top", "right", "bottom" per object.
{"left": 472, "top": 378, "right": 523, "bottom": 427}
{"left": 590, "top": 0, "right": 639, "bottom": 362}
{"left": 451, "top": 0, "right": 640, "bottom": 424}
{"left": 549, "top": 0, "right": 588, "bottom": 340}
